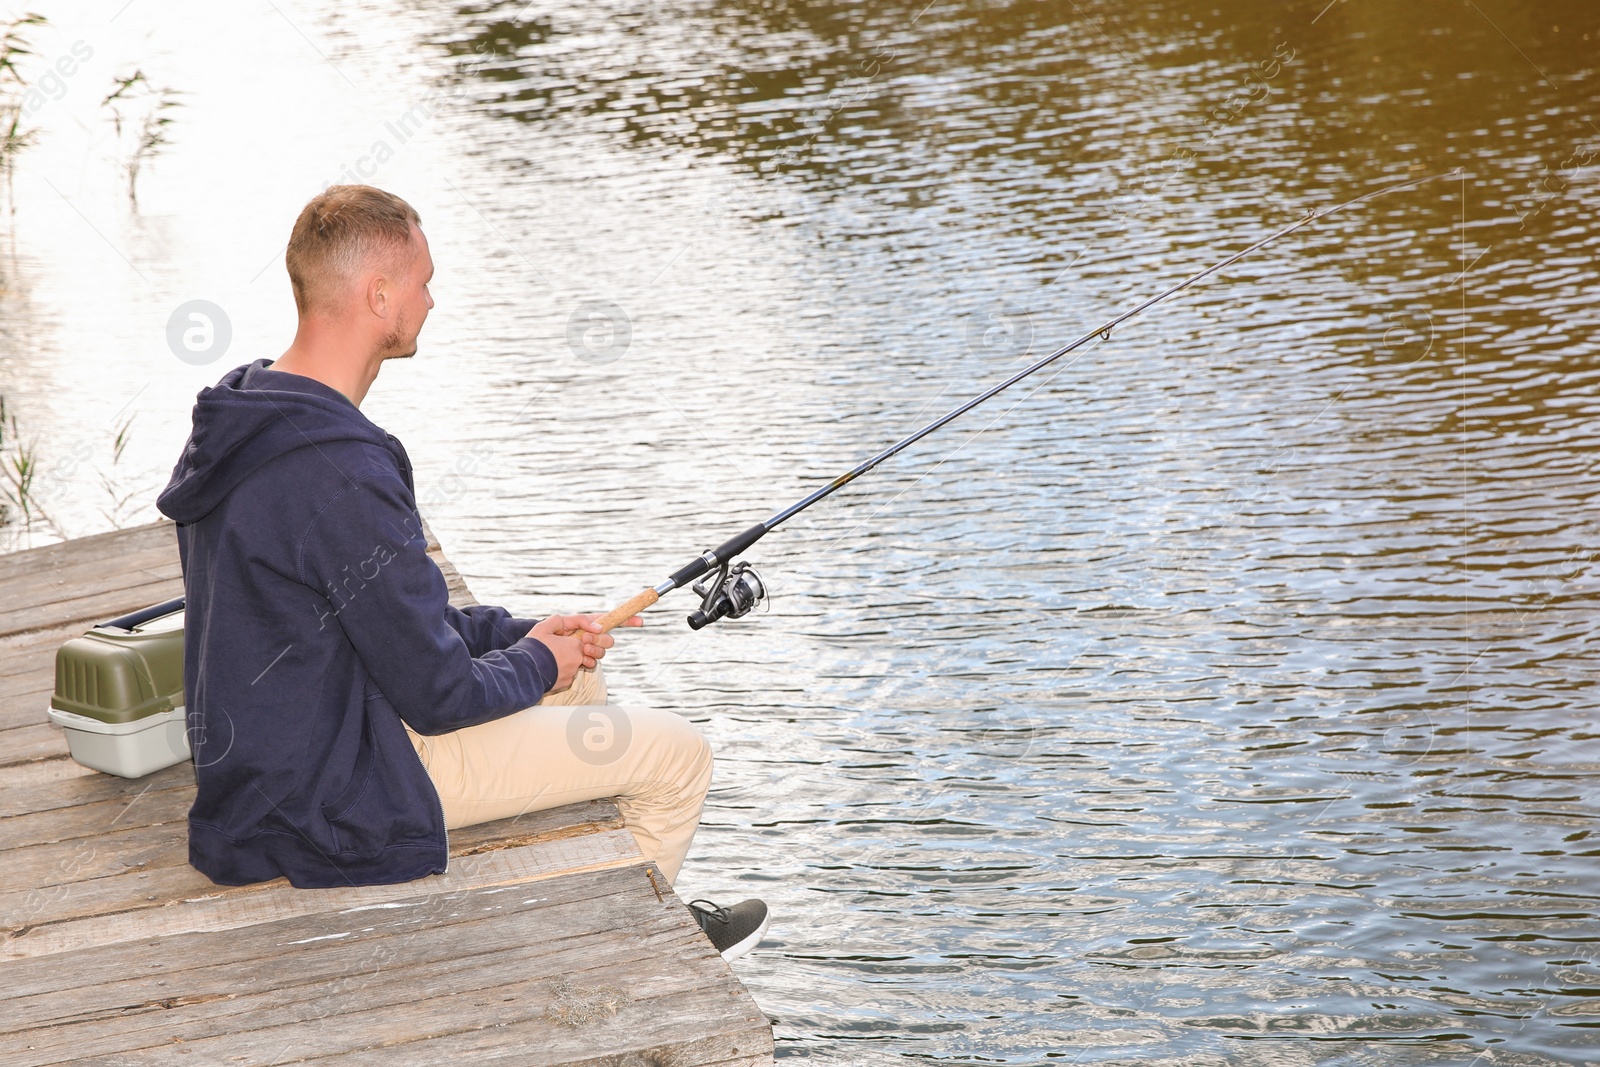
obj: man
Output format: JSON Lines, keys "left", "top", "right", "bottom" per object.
{"left": 156, "top": 184, "right": 768, "bottom": 961}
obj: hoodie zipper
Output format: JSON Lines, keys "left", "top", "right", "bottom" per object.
{"left": 438, "top": 789, "right": 451, "bottom": 875}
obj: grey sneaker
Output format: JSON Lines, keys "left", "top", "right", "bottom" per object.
{"left": 688, "top": 898, "right": 770, "bottom": 962}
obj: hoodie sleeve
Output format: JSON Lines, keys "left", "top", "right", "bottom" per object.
{"left": 300, "top": 471, "right": 559, "bottom": 735}
{"left": 445, "top": 605, "right": 538, "bottom": 657}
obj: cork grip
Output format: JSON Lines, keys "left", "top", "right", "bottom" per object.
{"left": 594, "top": 587, "right": 660, "bottom": 633}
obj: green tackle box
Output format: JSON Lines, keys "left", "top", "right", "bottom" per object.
{"left": 46, "top": 597, "right": 191, "bottom": 778}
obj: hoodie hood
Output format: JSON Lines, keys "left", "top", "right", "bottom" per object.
{"left": 158, "top": 359, "right": 396, "bottom": 524}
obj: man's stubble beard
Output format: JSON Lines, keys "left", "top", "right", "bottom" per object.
{"left": 382, "top": 340, "right": 417, "bottom": 360}
{"left": 378, "top": 310, "right": 419, "bottom": 360}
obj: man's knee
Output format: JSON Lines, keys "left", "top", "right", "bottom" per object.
{"left": 635, "top": 707, "right": 713, "bottom": 789}
{"left": 679, "top": 715, "right": 714, "bottom": 794}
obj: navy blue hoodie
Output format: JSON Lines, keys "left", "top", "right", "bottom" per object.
{"left": 157, "top": 359, "right": 559, "bottom": 889}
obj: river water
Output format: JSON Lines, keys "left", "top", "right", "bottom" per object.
{"left": 3, "top": 0, "right": 1599, "bottom": 1062}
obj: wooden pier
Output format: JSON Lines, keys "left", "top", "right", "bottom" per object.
{"left": 0, "top": 520, "right": 774, "bottom": 1065}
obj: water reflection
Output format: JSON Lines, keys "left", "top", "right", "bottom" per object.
{"left": 422, "top": 1, "right": 1600, "bottom": 1060}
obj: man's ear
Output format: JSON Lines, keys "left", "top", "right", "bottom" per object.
{"left": 365, "top": 273, "right": 391, "bottom": 319}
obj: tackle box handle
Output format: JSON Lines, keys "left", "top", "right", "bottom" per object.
{"left": 98, "top": 597, "right": 186, "bottom": 632}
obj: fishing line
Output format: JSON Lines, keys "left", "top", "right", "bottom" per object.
{"left": 594, "top": 170, "right": 1459, "bottom": 632}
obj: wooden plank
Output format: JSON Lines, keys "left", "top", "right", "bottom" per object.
{"left": 0, "top": 812, "right": 628, "bottom": 953}
{"left": 146, "top": 987, "right": 769, "bottom": 1067}
{"left": 0, "top": 544, "right": 181, "bottom": 624}
{"left": 0, "top": 777, "right": 189, "bottom": 849}
{"left": 0, "top": 761, "right": 191, "bottom": 819}
{"left": 0, "top": 795, "right": 624, "bottom": 939}
{"left": 2, "top": 861, "right": 220, "bottom": 941}
{"left": 2, "top": 861, "right": 637, "bottom": 999}
{"left": 0, "top": 626, "right": 88, "bottom": 737}
{"left": 0, "top": 722, "right": 69, "bottom": 766}
{"left": 0, "top": 665, "right": 54, "bottom": 699}
{"left": 304, "top": 1030, "right": 776, "bottom": 1067}
{"left": 0, "top": 529, "right": 176, "bottom": 588}
{"left": 0, "top": 788, "right": 629, "bottom": 896}
{"left": 0, "top": 521, "right": 177, "bottom": 585}
{"left": 3, "top": 827, "right": 642, "bottom": 961}
{"left": 0, "top": 684, "right": 53, "bottom": 735}
{"left": 1, "top": 866, "right": 771, "bottom": 1067}
{"left": 4, "top": 806, "right": 193, "bottom": 889}
{"left": 0, "top": 754, "right": 94, "bottom": 793}
{"left": 448, "top": 798, "right": 623, "bottom": 853}
{"left": 0, "top": 687, "right": 60, "bottom": 737}
{"left": 0, "top": 623, "right": 77, "bottom": 678}
{"left": 0, "top": 575, "right": 186, "bottom": 642}
{"left": 13, "top": 944, "right": 756, "bottom": 1065}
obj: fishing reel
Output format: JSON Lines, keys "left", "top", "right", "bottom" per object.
{"left": 687, "top": 560, "right": 767, "bottom": 630}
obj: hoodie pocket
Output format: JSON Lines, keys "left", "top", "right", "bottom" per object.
{"left": 320, "top": 710, "right": 377, "bottom": 855}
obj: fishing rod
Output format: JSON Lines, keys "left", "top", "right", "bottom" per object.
{"left": 593, "top": 170, "right": 1455, "bottom": 633}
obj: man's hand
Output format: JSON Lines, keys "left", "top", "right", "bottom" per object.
{"left": 529, "top": 613, "right": 642, "bottom": 693}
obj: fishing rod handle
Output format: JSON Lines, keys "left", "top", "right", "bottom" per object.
{"left": 594, "top": 587, "right": 660, "bottom": 632}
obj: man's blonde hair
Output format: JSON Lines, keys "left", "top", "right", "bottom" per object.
{"left": 285, "top": 185, "right": 421, "bottom": 315}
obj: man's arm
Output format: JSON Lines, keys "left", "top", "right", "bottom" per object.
{"left": 300, "top": 471, "right": 559, "bottom": 735}
{"left": 444, "top": 605, "right": 537, "bottom": 657}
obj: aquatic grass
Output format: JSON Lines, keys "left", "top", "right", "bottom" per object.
{"left": 0, "top": 393, "right": 68, "bottom": 545}
{"left": 0, "top": 391, "right": 151, "bottom": 543}
{"left": 101, "top": 69, "right": 181, "bottom": 208}
{"left": 1, "top": 393, "right": 38, "bottom": 528}
{"left": 0, "top": 393, "right": 149, "bottom": 549}
{"left": 0, "top": 393, "right": 37, "bottom": 528}
{"left": 96, "top": 412, "right": 141, "bottom": 528}
{"left": 0, "top": 13, "right": 46, "bottom": 229}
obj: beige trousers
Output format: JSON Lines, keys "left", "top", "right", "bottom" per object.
{"left": 403, "top": 666, "right": 712, "bottom": 883}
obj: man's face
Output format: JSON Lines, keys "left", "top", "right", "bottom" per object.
{"left": 380, "top": 224, "right": 435, "bottom": 359}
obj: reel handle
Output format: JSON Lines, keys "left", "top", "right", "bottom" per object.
{"left": 593, "top": 587, "right": 659, "bottom": 633}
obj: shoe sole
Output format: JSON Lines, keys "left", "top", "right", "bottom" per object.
{"left": 719, "top": 910, "right": 771, "bottom": 963}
